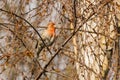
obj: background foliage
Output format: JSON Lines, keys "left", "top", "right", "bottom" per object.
{"left": 0, "top": 0, "right": 119, "bottom": 80}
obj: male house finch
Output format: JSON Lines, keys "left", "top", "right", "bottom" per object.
{"left": 36, "top": 22, "right": 56, "bottom": 57}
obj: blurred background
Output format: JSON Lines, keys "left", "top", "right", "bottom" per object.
{"left": 0, "top": 0, "right": 120, "bottom": 80}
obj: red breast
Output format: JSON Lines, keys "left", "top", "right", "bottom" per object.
{"left": 47, "top": 22, "right": 55, "bottom": 36}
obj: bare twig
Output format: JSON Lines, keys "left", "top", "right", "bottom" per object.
{"left": 0, "top": 23, "right": 27, "bottom": 48}
{"left": 73, "top": 0, "right": 77, "bottom": 29}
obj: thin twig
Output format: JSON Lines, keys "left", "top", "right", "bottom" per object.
{"left": 73, "top": 0, "right": 77, "bottom": 29}
{"left": 0, "top": 22, "right": 116, "bottom": 40}
{"left": 0, "top": 23, "right": 27, "bottom": 48}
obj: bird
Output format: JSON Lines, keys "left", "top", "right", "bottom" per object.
{"left": 35, "top": 22, "right": 56, "bottom": 57}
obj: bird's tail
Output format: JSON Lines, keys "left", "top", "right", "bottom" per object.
{"left": 36, "top": 46, "right": 44, "bottom": 58}
{"left": 35, "top": 40, "right": 44, "bottom": 58}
